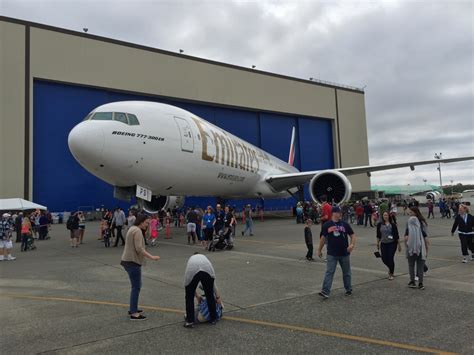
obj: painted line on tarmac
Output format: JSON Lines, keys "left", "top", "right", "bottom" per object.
{"left": 2, "top": 293, "right": 456, "bottom": 355}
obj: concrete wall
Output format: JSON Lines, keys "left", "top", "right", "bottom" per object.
{"left": 29, "top": 27, "right": 337, "bottom": 120}
{"left": 336, "top": 89, "right": 370, "bottom": 190}
{"left": 0, "top": 21, "right": 25, "bottom": 199}
{"left": 0, "top": 17, "right": 370, "bottom": 201}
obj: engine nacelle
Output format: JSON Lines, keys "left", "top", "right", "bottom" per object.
{"left": 139, "top": 195, "right": 185, "bottom": 214}
{"left": 425, "top": 191, "right": 441, "bottom": 201}
{"left": 309, "top": 170, "right": 352, "bottom": 205}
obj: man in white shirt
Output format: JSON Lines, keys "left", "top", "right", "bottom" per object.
{"left": 183, "top": 253, "right": 218, "bottom": 328}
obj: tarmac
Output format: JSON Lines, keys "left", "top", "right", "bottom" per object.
{"left": 1, "top": 213, "right": 473, "bottom": 354}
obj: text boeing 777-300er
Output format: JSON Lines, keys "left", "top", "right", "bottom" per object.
{"left": 68, "top": 101, "right": 473, "bottom": 213}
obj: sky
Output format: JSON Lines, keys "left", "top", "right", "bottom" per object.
{"left": 1, "top": 0, "right": 473, "bottom": 187}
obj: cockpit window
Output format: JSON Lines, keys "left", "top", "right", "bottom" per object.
{"left": 83, "top": 112, "right": 94, "bottom": 121}
{"left": 86, "top": 111, "right": 139, "bottom": 125}
{"left": 127, "top": 113, "right": 140, "bottom": 125}
{"left": 91, "top": 112, "right": 113, "bottom": 121}
{"left": 113, "top": 112, "right": 128, "bottom": 124}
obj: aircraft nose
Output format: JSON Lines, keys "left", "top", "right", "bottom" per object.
{"left": 68, "top": 122, "right": 105, "bottom": 168}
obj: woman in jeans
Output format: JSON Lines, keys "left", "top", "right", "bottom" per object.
{"left": 376, "top": 212, "right": 401, "bottom": 280}
{"left": 121, "top": 214, "right": 160, "bottom": 321}
{"left": 404, "top": 207, "right": 429, "bottom": 290}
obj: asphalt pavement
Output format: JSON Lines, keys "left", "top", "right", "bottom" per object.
{"left": 1, "top": 213, "right": 473, "bottom": 354}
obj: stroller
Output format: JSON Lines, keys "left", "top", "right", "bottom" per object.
{"left": 26, "top": 235, "right": 37, "bottom": 251}
{"left": 208, "top": 229, "right": 233, "bottom": 251}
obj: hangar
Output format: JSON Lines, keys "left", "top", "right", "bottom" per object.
{"left": 0, "top": 16, "right": 370, "bottom": 211}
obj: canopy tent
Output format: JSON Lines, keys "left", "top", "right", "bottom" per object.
{"left": 0, "top": 198, "right": 48, "bottom": 212}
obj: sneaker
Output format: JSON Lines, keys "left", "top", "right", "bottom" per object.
{"left": 318, "top": 291, "right": 329, "bottom": 299}
{"left": 183, "top": 322, "right": 194, "bottom": 328}
{"left": 345, "top": 290, "right": 353, "bottom": 296}
{"left": 408, "top": 281, "right": 417, "bottom": 288}
{"left": 462, "top": 258, "right": 468, "bottom": 263}
{"left": 7, "top": 256, "right": 16, "bottom": 261}
{"left": 130, "top": 314, "right": 147, "bottom": 321}
{"left": 418, "top": 283, "right": 425, "bottom": 290}
{"left": 388, "top": 275, "right": 394, "bottom": 281}
{"left": 128, "top": 309, "right": 143, "bottom": 315}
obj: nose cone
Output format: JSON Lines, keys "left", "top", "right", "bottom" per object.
{"left": 68, "top": 122, "right": 105, "bottom": 169}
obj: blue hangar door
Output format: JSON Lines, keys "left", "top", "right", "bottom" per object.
{"left": 33, "top": 80, "right": 334, "bottom": 212}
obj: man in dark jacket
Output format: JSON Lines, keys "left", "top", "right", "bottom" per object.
{"left": 451, "top": 204, "right": 474, "bottom": 263}
{"left": 15, "top": 213, "right": 23, "bottom": 243}
{"left": 364, "top": 202, "right": 373, "bottom": 227}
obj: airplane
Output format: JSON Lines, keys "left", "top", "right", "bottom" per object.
{"left": 68, "top": 101, "right": 474, "bottom": 213}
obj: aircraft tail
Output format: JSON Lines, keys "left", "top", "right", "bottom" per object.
{"left": 288, "top": 127, "right": 296, "bottom": 166}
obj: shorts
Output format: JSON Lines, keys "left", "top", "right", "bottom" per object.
{"left": 79, "top": 225, "right": 85, "bottom": 230}
{"left": 0, "top": 239, "right": 13, "bottom": 249}
{"left": 187, "top": 223, "right": 196, "bottom": 233}
{"left": 70, "top": 230, "right": 80, "bottom": 239}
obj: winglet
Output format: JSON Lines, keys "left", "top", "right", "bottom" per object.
{"left": 288, "top": 127, "right": 296, "bottom": 166}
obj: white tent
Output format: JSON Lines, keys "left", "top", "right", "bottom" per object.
{"left": 0, "top": 198, "right": 48, "bottom": 211}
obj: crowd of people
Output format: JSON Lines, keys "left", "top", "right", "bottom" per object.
{"left": 0, "top": 209, "right": 54, "bottom": 259}
{"left": 1, "top": 197, "right": 472, "bottom": 329}
{"left": 301, "top": 198, "right": 473, "bottom": 300}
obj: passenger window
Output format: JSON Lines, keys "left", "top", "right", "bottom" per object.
{"left": 91, "top": 112, "right": 113, "bottom": 121}
{"left": 127, "top": 113, "right": 140, "bottom": 125}
{"left": 114, "top": 112, "right": 128, "bottom": 124}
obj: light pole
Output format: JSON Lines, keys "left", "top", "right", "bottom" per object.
{"left": 434, "top": 153, "right": 443, "bottom": 194}
{"left": 450, "top": 180, "right": 454, "bottom": 195}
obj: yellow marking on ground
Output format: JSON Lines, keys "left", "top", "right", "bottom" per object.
{"left": 2, "top": 293, "right": 456, "bottom": 355}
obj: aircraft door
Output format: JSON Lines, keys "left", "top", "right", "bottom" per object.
{"left": 174, "top": 117, "right": 194, "bottom": 153}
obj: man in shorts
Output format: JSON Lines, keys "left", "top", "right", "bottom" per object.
{"left": 0, "top": 213, "right": 16, "bottom": 261}
{"left": 186, "top": 208, "right": 198, "bottom": 245}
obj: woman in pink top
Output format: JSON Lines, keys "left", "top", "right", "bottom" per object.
{"left": 149, "top": 215, "right": 159, "bottom": 246}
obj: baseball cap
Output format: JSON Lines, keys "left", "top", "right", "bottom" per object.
{"left": 331, "top": 206, "right": 342, "bottom": 213}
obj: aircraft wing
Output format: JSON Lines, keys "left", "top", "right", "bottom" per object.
{"left": 265, "top": 156, "right": 474, "bottom": 192}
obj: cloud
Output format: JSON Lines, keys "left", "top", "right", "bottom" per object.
{"left": 1, "top": 0, "right": 473, "bottom": 185}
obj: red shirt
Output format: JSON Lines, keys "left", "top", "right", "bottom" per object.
{"left": 321, "top": 203, "right": 332, "bottom": 222}
{"left": 356, "top": 206, "right": 364, "bottom": 216}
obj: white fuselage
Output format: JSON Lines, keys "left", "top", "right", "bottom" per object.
{"left": 68, "top": 101, "right": 299, "bottom": 199}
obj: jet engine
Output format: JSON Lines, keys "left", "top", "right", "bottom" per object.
{"left": 309, "top": 171, "right": 352, "bottom": 205}
{"left": 139, "top": 195, "right": 185, "bottom": 214}
{"left": 425, "top": 191, "right": 441, "bottom": 201}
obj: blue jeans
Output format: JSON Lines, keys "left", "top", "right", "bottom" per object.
{"left": 244, "top": 219, "right": 253, "bottom": 235}
{"left": 322, "top": 255, "right": 352, "bottom": 295}
{"left": 123, "top": 263, "right": 142, "bottom": 314}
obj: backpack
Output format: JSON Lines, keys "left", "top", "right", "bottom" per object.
{"left": 66, "top": 216, "right": 75, "bottom": 230}
{"left": 0, "top": 221, "right": 6, "bottom": 239}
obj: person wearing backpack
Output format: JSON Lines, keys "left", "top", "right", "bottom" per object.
{"left": 67, "top": 212, "right": 80, "bottom": 248}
